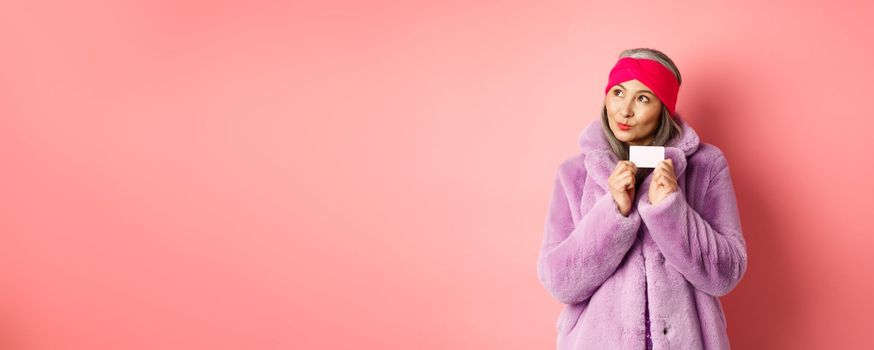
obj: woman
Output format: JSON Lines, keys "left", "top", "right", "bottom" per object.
{"left": 536, "top": 48, "right": 748, "bottom": 349}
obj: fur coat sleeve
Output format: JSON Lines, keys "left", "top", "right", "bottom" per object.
{"left": 536, "top": 159, "right": 642, "bottom": 305}
{"left": 637, "top": 153, "right": 747, "bottom": 297}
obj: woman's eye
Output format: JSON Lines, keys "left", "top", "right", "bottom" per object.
{"left": 638, "top": 96, "right": 649, "bottom": 103}
{"left": 613, "top": 89, "right": 622, "bottom": 96}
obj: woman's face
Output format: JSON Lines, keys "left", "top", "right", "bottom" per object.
{"left": 605, "top": 79, "right": 663, "bottom": 146}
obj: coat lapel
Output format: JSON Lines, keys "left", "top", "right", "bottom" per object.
{"left": 577, "top": 116, "right": 699, "bottom": 195}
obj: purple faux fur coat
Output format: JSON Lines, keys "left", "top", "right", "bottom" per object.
{"left": 537, "top": 117, "right": 748, "bottom": 349}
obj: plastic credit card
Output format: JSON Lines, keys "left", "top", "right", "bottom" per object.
{"left": 629, "top": 145, "right": 665, "bottom": 168}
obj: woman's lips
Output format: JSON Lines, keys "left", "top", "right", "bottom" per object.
{"left": 618, "top": 122, "right": 631, "bottom": 131}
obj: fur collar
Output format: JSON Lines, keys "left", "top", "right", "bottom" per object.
{"left": 577, "top": 116, "right": 700, "bottom": 192}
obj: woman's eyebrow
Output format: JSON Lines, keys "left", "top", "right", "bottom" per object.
{"left": 616, "top": 83, "right": 654, "bottom": 95}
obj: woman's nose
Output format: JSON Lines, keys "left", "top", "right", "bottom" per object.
{"left": 619, "top": 100, "right": 634, "bottom": 117}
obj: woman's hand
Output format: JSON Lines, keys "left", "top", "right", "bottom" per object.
{"left": 648, "top": 159, "right": 678, "bottom": 205}
{"left": 608, "top": 160, "right": 637, "bottom": 217}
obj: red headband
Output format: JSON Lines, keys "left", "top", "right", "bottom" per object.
{"left": 604, "top": 57, "right": 680, "bottom": 117}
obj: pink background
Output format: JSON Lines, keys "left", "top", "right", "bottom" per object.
{"left": 1, "top": 0, "right": 872, "bottom": 349}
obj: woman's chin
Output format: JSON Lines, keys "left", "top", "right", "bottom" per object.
{"left": 613, "top": 133, "right": 633, "bottom": 143}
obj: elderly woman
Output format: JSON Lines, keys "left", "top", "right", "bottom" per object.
{"left": 537, "top": 48, "right": 748, "bottom": 349}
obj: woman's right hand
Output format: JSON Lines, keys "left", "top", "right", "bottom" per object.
{"left": 608, "top": 160, "right": 638, "bottom": 217}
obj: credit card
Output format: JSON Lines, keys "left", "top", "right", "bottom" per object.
{"left": 629, "top": 145, "right": 665, "bottom": 168}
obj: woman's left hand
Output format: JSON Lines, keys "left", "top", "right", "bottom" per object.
{"left": 648, "top": 159, "right": 678, "bottom": 205}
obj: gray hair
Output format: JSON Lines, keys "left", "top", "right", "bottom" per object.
{"left": 600, "top": 48, "right": 684, "bottom": 185}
